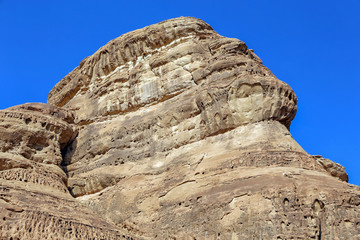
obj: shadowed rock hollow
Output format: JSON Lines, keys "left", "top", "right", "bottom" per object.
{"left": 1, "top": 17, "right": 359, "bottom": 239}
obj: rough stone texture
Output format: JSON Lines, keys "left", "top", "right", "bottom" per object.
{"left": 1, "top": 17, "right": 359, "bottom": 239}
{"left": 312, "top": 155, "right": 349, "bottom": 182}
{"left": 0, "top": 103, "right": 138, "bottom": 239}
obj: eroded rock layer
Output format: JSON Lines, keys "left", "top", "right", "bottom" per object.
{"left": 0, "top": 103, "right": 137, "bottom": 239}
{"left": 1, "top": 17, "right": 359, "bottom": 239}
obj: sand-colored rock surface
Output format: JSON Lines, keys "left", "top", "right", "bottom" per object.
{"left": 1, "top": 17, "right": 359, "bottom": 239}
{"left": 0, "top": 103, "right": 137, "bottom": 239}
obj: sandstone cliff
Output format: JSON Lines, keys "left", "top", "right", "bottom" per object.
{"left": 1, "top": 17, "right": 359, "bottom": 239}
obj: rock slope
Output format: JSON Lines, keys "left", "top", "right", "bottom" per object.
{"left": 1, "top": 17, "right": 359, "bottom": 239}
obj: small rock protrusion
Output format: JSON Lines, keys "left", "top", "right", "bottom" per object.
{"left": 313, "top": 155, "right": 348, "bottom": 182}
{"left": 312, "top": 199, "right": 325, "bottom": 215}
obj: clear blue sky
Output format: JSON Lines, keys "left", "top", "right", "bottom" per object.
{"left": 1, "top": 1, "right": 359, "bottom": 185}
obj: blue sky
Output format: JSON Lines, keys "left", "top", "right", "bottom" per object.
{"left": 1, "top": 1, "right": 359, "bottom": 185}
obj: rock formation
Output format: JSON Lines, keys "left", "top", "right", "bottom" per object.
{"left": 0, "top": 103, "right": 136, "bottom": 239}
{"left": 1, "top": 17, "right": 359, "bottom": 239}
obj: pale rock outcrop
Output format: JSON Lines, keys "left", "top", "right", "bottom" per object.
{"left": 312, "top": 155, "right": 349, "bottom": 182}
{"left": 1, "top": 17, "right": 359, "bottom": 239}
{"left": 0, "top": 103, "right": 137, "bottom": 239}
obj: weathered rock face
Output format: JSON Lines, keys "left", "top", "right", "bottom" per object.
{"left": 1, "top": 17, "right": 359, "bottom": 239}
{"left": 0, "top": 103, "right": 75, "bottom": 192}
{"left": 49, "top": 17, "right": 301, "bottom": 195}
{"left": 0, "top": 103, "right": 137, "bottom": 239}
